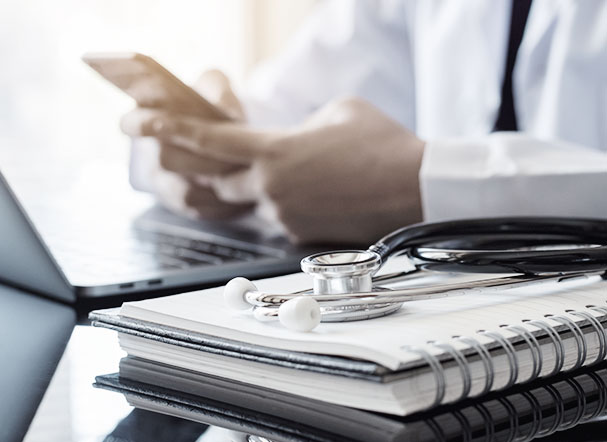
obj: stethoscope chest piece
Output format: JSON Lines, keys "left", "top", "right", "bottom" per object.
{"left": 299, "top": 249, "right": 403, "bottom": 323}
{"left": 301, "top": 250, "right": 381, "bottom": 295}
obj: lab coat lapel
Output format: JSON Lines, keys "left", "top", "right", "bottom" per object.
{"left": 513, "top": 0, "right": 561, "bottom": 132}
{"left": 515, "top": 0, "right": 606, "bottom": 149}
{"left": 413, "top": 0, "right": 511, "bottom": 139}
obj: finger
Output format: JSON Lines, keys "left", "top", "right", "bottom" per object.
{"left": 158, "top": 142, "right": 246, "bottom": 176}
{"left": 254, "top": 196, "right": 291, "bottom": 238}
{"left": 123, "top": 108, "right": 275, "bottom": 163}
{"left": 193, "top": 70, "right": 245, "bottom": 121}
{"left": 211, "top": 168, "right": 293, "bottom": 238}
{"left": 211, "top": 167, "right": 263, "bottom": 204}
{"left": 186, "top": 184, "right": 254, "bottom": 219}
{"left": 152, "top": 170, "right": 253, "bottom": 219}
{"left": 121, "top": 108, "right": 165, "bottom": 137}
{"left": 151, "top": 169, "right": 199, "bottom": 218}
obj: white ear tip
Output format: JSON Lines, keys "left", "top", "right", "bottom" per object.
{"left": 224, "top": 277, "right": 258, "bottom": 310}
{"left": 278, "top": 297, "right": 321, "bottom": 332}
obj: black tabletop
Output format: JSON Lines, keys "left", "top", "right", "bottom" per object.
{"left": 4, "top": 284, "right": 607, "bottom": 442}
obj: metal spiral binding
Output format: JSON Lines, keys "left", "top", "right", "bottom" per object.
{"left": 401, "top": 345, "right": 446, "bottom": 408}
{"left": 497, "top": 396, "right": 519, "bottom": 441}
{"left": 561, "top": 378, "right": 587, "bottom": 429}
{"left": 546, "top": 314, "right": 587, "bottom": 371}
{"left": 407, "top": 306, "right": 607, "bottom": 412}
{"left": 434, "top": 342, "right": 472, "bottom": 402}
{"left": 519, "top": 390, "right": 542, "bottom": 440}
{"left": 473, "top": 402, "right": 495, "bottom": 440}
{"left": 456, "top": 336, "right": 494, "bottom": 396}
{"left": 525, "top": 319, "right": 565, "bottom": 377}
{"left": 589, "top": 306, "right": 607, "bottom": 359}
{"left": 478, "top": 330, "right": 519, "bottom": 390}
{"left": 504, "top": 324, "right": 543, "bottom": 382}
{"left": 585, "top": 371, "right": 607, "bottom": 420}
{"left": 589, "top": 305, "right": 607, "bottom": 318}
{"left": 429, "top": 370, "right": 607, "bottom": 441}
{"left": 535, "top": 384, "right": 563, "bottom": 437}
{"left": 424, "top": 417, "right": 445, "bottom": 442}
{"left": 569, "top": 310, "right": 607, "bottom": 364}
{"left": 451, "top": 410, "right": 472, "bottom": 442}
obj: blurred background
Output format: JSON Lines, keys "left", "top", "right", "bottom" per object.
{"left": 0, "top": 0, "right": 318, "bottom": 251}
{"left": 0, "top": 0, "right": 317, "bottom": 166}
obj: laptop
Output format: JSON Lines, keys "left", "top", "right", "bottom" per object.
{"left": 0, "top": 167, "right": 320, "bottom": 303}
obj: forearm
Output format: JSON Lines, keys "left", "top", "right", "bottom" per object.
{"left": 420, "top": 132, "right": 607, "bottom": 221}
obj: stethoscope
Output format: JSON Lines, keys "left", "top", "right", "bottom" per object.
{"left": 224, "top": 217, "right": 607, "bottom": 332}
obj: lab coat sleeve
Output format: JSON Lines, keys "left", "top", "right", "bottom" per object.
{"left": 241, "top": 0, "right": 416, "bottom": 130}
{"left": 420, "top": 133, "right": 607, "bottom": 221}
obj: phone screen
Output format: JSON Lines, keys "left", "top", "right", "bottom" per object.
{"left": 83, "top": 52, "right": 230, "bottom": 120}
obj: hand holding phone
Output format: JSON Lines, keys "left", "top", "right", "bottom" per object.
{"left": 82, "top": 52, "right": 230, "bottom": 120}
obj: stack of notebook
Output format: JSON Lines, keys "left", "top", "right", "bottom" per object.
{"left": 91, "top": 257, "right": 607, "bottom": 416}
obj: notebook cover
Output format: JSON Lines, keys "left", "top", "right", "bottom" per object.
{"left": 90, "top": 308, "right": 386, "bottom": 378}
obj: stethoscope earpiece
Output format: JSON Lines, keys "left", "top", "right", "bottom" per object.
{"left": 278, "top": 297, "right": 321, "bottom": 332}
{"left": 224, "top": 277, "right": 258, "bottom": 311}
{"left": 223, "top": 277, "right": 321, "bottom": 331}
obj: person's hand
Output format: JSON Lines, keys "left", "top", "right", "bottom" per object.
{"left": 122, "top": 95, "right": 425, "bottom": 244}
{"left": 123, "top": 70, "right": 255, "bottom": 219}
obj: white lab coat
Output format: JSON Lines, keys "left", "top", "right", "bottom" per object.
{"left": 244, "top": 0, "right": 607, "bottom": 221}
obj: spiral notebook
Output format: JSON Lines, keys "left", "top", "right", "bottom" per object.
{"left": 90, "top": 257, "right": 607, "bottom": 416}
{"left": 95, "top": 358, "right": 607, "bottom": 442}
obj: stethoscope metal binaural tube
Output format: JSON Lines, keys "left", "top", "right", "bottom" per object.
{"left": 225, "top": 270, "right": 603, "bottom": 332}
{"left": 223, "top": 217, "right": 607, "bottom": 332}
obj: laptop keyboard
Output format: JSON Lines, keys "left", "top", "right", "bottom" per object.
{"left": 134, "top": 230, "right": 263, "bottom": 264}
{"left": 47, "top": 227, "right": 276, "bottom": 279}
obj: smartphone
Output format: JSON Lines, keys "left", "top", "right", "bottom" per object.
{"left": 82, "top": 52, "right": 230, "bottom": 120}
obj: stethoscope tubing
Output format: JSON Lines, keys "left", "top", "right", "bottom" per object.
{"left": 370, "top": 217, "right": 607, "bottom": 273}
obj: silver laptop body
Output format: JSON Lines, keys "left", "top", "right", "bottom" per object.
{"left": 0, "top": 170, "right": 317, "bottom": 303}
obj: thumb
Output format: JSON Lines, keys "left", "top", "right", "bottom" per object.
{"left": 193, "top": 70, "right": 245, "bottom": 122}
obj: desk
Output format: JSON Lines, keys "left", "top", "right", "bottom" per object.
{"left": 0, "top": 285, "right": 73, "bottom": 442}
{"left": 3, "top": 289, "right": 607, "bottom": 442}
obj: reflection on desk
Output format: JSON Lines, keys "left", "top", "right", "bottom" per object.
{"left": 24, "top": 327, "right": 129, "bottom": 442}
{"left": 0, "top": 284, "right": 74, "bottom": 442}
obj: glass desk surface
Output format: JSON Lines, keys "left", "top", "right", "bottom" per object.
{"left": 17, "top": 323, "right": 607, "bottom": 442}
